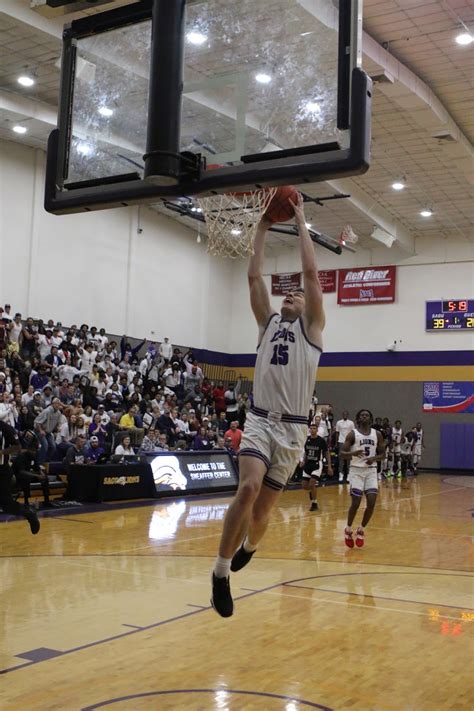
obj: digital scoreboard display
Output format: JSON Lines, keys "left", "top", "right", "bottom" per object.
{"left": 426, "top": 300, "right": 474, "bottom": 330}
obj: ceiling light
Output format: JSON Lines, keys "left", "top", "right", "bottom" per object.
{"left": 12, "top": 125, "right": 27, "bottom": 134}
{"left": 455, "top": 32, "right": 473, "bottom": 46}
{"left": 255, "top": 73, "right": 272, "bottom": 84}
{"left": 98, "top": 106, "right": 113, "bottom": 117}
{"left": 305, "top": 222, "right": 312, "bottom": 229}
{"left": 17, "top": 75, "right": 35, "bottom": 87}
{"left": 420, "top": 208, "right": 433, "bottom": 217}
{"left": 305, "top": 101, "right": 321, "bottom": 114}
{"left": 231, "top": 228, "right": 242, "bottom": 236}
{"left": 76, "top": 142, "right": 93, "bottom": 156}
{"left": 391, "top": 180, "right": 405, "bottom": 191}
{"left": 186, "top": 31, "right": 207, "bottom": 45}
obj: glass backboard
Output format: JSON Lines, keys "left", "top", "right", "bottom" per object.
{"left": 46, "top": 0, "right": 370, "bottom": 214}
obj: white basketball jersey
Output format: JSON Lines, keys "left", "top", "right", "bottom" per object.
{"left": 392, "top": 427, "right": 402, "bottom": 447}
{"left": 400, "top": 437, "right": 412, "bottom": 455}
{"left": 351, "top": 427, "right": 378, "bottom": 469}
{"left": 253, "top": 314, "right": 321, "bottom": 418}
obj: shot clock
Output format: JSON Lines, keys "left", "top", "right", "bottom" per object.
{"left": 426, "top": 300, "right": 474, "bottom": 330}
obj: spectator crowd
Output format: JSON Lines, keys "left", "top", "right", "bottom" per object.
{"left": 0, "top": 304, "right": 250, "bottom": 471}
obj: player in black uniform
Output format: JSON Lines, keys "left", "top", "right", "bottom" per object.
{"left": 0, "top": 422, "right": 40, "bottom": 534}
{"left": 302, "top": 424, "right": 332, "bottom": 511}
{"left": 11, "top": 430, "right": 51, "bottom": 508}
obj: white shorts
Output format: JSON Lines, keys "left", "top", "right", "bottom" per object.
{"left": 413, "top": 444, "right": 422, "bottom": 457}
{"left": 348, "top": 467, "right": 378, "bottom": 496}
{"left": 239, "top": 411, "right": 307, "bottom": 490}
{"left": 302, "top": 462, "right": 323, "bottom": 480}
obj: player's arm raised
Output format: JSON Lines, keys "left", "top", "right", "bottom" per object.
{"left": 290, "top": 193, "right": 325, "bottom": 345}
{"left": 248, "top": 215, "right": 275, "bottom": 328}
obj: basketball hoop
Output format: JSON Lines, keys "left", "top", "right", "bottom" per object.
{"left": 197, "top": 187, "right": 277, "bottom": 259}
{"left": 339, "top": 224, "right": 359, "bottom": 246}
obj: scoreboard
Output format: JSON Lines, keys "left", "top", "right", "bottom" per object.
{"left": 426, "top": 300, "right": 474, "bottom": 331}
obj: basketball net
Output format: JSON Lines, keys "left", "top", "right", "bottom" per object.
{"left": 339, "top": 224, "right": 359, "bottom": 246}
{"left": 197, "top": 187, "right": 277, "bottom": 258}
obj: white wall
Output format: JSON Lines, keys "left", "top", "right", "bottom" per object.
{"left": 0, "top": 140, "right": 233, "bottom": 351}
{"left": 1, "top": 139, "right": 473, "bottom": 356}
{"left": 229, "top": 237, "right": 474, "bottom": 353}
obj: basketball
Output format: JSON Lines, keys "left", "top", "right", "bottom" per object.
{"left": 264, "top": 186, "right": 299, "bottom": 223}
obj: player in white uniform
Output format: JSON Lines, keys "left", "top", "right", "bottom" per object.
{"left": 412, "top": 423, "right": 424, "bottom": 474}
{"left": 390, "top": 420, "right": 403, "bottom": 478}
{"left": 399, "top": 432, "right": 414, "bottom": 486}
{"left": 340, "top": 409, "right": 385, "bottom": 548}
{"left": 211, "top": 193, "right": 325, "bottom": 617}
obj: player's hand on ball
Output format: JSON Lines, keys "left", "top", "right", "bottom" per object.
{"left": 288, "top": 192, "right": 305, "bottom": 223}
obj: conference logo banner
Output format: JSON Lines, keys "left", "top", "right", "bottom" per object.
{"left": 271, "top": 272, "right": 301, "bottom": 295}
{"left": 423, "top": 382, "right": 474, "bottom": 414}
{"left": 318, "top": 269, "right": 337, "bottom": 293}
{"left": 337, "top": 266, "right": 396, "bottom": 305}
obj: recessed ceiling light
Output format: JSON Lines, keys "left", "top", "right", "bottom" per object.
{"left": 186, "top": 31, "right": 207, "bottom": 45}
{"left": 305, "top": 101, "right": 321, "bottom": 113}
{"left": 391, "top": 180, "right": 405, "bottom": 191}
{"left": 255, "top": 73, "right": 272, "bottom": 84}
{"left": 455, "top": 32, "right": 473, "bottom": 46}
{"left": 98, "top": 106, "right": 113, "bottom": 117}
{"left": 231, "top": 228, "right": 242, "bottom": 236}
{"left": 77, "top": 142, "right": 93, "bottom": 156}
{"left": 12, "top": 125, "right": 27, "bottom": 134}
{"left": 17, "top": 75, "right": 35, "bottom": 87}
{"left": 420, "top": 209, "right": 433, "bottom": 217}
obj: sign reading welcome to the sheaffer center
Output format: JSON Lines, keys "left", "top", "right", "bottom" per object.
{"left": 146, "top": 450, "right": 239, "bottom": 495}
{"left": 337, "top": 265, "right": 396, "bottom": 305}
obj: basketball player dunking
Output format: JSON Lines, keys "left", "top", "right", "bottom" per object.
{"left": 340, "top": 409, "right": 385, "bottom": 548}
{"left": 211, "top": 193, "right": 325, "bottom": 617}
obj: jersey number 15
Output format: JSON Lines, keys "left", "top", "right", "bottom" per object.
{"left": 270, "top": 344, "right": 289, "bottom": 365}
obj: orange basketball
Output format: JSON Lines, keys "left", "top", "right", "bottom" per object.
{"left": 265, "top": 186, "right": 299, "bottom": 223}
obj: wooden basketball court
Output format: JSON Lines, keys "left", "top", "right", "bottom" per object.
{"left": 1, "top": 474, "right": 472, "bottom": 710}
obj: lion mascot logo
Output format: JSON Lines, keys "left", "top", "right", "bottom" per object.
{"left": 150, "top": 455, "right": 188, "bottom": 491}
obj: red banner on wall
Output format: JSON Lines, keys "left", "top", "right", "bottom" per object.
{"left": 318, "top": 270, "right": 337, "bottom": 293}
{"left": 337, "top": 265, "right": 396, "bottom": 305}
{"left": 271, "top": 272, "right": 301, "bottom": 295}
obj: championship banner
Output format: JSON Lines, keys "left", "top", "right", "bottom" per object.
{"left": 271, "top": 272, "right": 301, "bottom": 295}
{"left": 423, "top": 382, "right": 474, "bottom": 414}
{"left": 337, "top": 265, "right": 396, "bottom": 305}
{"left": 146, "top": 450, "right": 239, "bottom": 495}
{"left": 318, "top": 269, "right": 337, "bottom": 293}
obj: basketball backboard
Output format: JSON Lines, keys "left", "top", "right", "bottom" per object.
{"left": 45, "top": 0, "right": 371, "bottom": 214}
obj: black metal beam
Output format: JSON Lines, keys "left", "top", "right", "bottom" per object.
{"left": 143, "top": 0, "right": 186, "bottom": 185}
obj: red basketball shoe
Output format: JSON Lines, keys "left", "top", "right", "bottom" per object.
{"left": 344, "top": 527, "right": 354, "bottom": 548}
{"left": 355, "top": 527, "right": 365, "bottom": 547}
